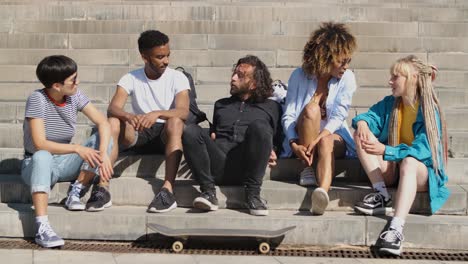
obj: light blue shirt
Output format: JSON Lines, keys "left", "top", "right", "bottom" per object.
{"left": 280, "top": 68, "right": 357, "bottom": 158}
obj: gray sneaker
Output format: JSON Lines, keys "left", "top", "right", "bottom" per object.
{"left": 147, "top": 187, "right": 177, "bottom": 213}
{"left": 86, "top": 185, "right": 112, "bottom": 212}
{"left": 35, "top": 222, "right": 65, "bottom": 248}
{"left": 65, "top": 182, "right": 85, "bottom": 211}
{"left": 246, "top": 195, "right": 269, "bottom": 216}
{"left": 193, "top": 190, "right": 219, "bottom": 211}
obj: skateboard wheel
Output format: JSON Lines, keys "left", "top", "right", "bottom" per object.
{"left": 259, "top": 242, "right": 270, "bottom": 254}
{"left": 172, "top": 241, "right": 184, "bottom": 253}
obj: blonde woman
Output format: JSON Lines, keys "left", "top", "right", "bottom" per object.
{"left": 281, "top": 22, "right": 357, "bottom": 215}
{"left": 352, "top": 55, "right": 449, "bottom": 256}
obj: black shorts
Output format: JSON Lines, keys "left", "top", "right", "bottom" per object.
{"left": 126, "top": 123, "right": 166, "bottom": 154}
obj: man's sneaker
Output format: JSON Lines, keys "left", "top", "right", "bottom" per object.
{"left": 65, "top": 183, "right": 85, "bottom": 211}
{"left": 311, "top": 187, "right": 329, "bottom": 215}
{"left": 354, "top": 192, "right": 393, "bottom": 215}
{"left": 193, "top": 190, "right": 219, "bottom": 211}
{"left": 85, "top": 185, "right": 112, "bottom": 212}
{"left": 35, "top": 222, "right": 65, "bottom": 248}
{"left": 246, "top": 195, "right": 268, "bottom": 216}
{"left": 147, "top": 187, "right": 177, "bottom": 213}
{"left": 299, "top": 167, "right": 317, "bottom": 186}
{"left": 375, "top": 226, "right": 404, "bottom": 256}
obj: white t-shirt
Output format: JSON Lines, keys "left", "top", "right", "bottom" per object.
{"left": 117, "top": 67, "right": 190, "bottom": 123}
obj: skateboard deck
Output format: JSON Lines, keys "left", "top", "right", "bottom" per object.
{"left": 147, "top": 223, "right": 295, "bottom": 253}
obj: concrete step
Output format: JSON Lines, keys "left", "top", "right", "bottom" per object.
{"left": 355, "top": 106, "right": 468, "bottom": 130}
{"left": 2, "top": 33, "right": 468, "bottom": 53}
{"left": 4, "top": 20, "right": 466, "bottom": 37}
{"left": 0, "top": 204, "right": 467, "bottom": 250}
{"left": 1, "top": 65, "right": 467, "bottom": 92}
{"left": 277, "top": 51, "right": 431, "bottom": 69}
{"left": 352, "top": 87, "right": 467, "bottom": 108}
{"left": 0, "top": 82, "right": 231, "bottom": 105}
{"left": 0, "top": 147, "right": 365, "bottom": 181}
{"left": 443, "top": 107, "right": 468, "bottom": 131}
{"left": 2, "top": 0, "right": 468, "bottom": 8}
{"left": 191, "top": 67, "right": 468, "bottom": 89}
{"left": 0, "top": 84, "right": 465, "bottom": 110}
{"left": 4, "top": 49, "right": 468, "bottom": 72}
{"left": 5, "top": 20, "right": 277, "bottom": 35}
{"left": 1, "top": 4, "right": 467, "bottom": 22}
{"left": 0, "top": 49, "right": 278, "bottom": 69}
{"left": 1, "top": 147, "right": 467, "bottom": 185}
{"left": 209, "top": 35, "right": 468, "bottom": 53}
{"left": 0, "top": 49, "right": 468, "bottom": 73}
{"left": 0, "top": 65, "right": 130, "bottom": 83}
{"left": 277, "top": 156, "right": 468, "bottom": 186}
{"left": 353, "top": 69, "right": 468, "bottom": 89}
{"left": 281, "top": 21, "right": 468, "bottom": 37}
{"left": 0, "top": 103, "right": 214, "bottom": 127}
{"left": 2, "top": 112, "right": 468, "bottom": 147}
{"left": 0, "top": 84, "right": 465, "bottom": 116}
{"left": 0, "top": 174, "right": 466, "bottom": 215}
{"left": 448, "top": 130, "right": 468, "bottom": 158}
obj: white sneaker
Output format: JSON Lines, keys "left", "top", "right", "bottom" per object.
{"left": 65, "top": 182, "right": 85, "bottom": 211}
{"left": 299, "top": 167, "right": 317, "bottom": 186}
{"left": 311, "top": 187, "right": 329, "bottom": 215}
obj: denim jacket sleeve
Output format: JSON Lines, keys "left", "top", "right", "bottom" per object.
{"left": 383, "top": 108, "right": 434, "bottom": 166}
{"left": 324, "top": 70, "right": 356, "bottom": 134}
{"left": 352, "top": 95, "right": 394, "bottom": 139}
{"left": 282, "top": 68, "right": 302, "bottom": 142}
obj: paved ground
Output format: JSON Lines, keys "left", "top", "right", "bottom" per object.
{"left": 2, "top": 249, "right": 468, "bottom": 264}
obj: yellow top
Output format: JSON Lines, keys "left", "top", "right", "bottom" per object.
{"left": 398, "top": 101, "right": 419, "bottom": 146}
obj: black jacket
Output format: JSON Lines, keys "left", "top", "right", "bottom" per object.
{"left": 211, "top": 96, "right": 282, "bottom": 153}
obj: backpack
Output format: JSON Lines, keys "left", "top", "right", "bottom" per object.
{"left": 270, "top": 79, "right": 288, "bottom": 105}
{"left": 269, "top": 80, "right": 288, "bottom": 155}
{"left": 175, "top": 67, "right": 209, "bottom": 125}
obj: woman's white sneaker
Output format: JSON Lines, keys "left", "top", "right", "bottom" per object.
{"left": 311, "top": 187, "right": 329, "bottom": 215}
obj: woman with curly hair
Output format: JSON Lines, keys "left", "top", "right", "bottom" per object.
{"left": 352, "top": 55, "right": 449, "bottom": 256}
{"left": 281, "top": 22, "right": 357, "bottom": 215}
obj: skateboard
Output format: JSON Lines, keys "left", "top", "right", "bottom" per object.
{"left": 147, "top": 223, "right": 296, "bottom": 254}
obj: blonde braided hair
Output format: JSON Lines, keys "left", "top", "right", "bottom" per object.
{"left": 388, "top": 55, "right": 448, "bottom": 173}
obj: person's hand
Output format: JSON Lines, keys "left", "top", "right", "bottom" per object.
{"left": 125, "top": 113, "right": 140, "bottom": 129}
{"left": 355, "top": 121, "right": 372, "bottom": 148}
{"left": 76, "top": 145, "right": 102, "bottom": 168}
{"left": 268, "top": 150, "right": 277, "bottom": 167}
{"left": 98, "top": 153, "right": 114, "bottom": 182}
{"left": 291, "top": 143, "right": 312, "bottom": 166}
{"left": 136, "top": 112, "right": 159, "bottom": 131}
{"left": 210, "top": 133, "right": 216, "bottom": 140}
{"left": 306, "top": 138, "right": 319, "bottom": 157}
{"left": 361, "top": 139, "right": 386, "bottom": 155}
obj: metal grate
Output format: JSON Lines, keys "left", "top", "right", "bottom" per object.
{"left": 0, "top": 238, "right": 467, "bottom": 261}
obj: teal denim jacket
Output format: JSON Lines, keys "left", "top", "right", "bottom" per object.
{"left": 352, "top": 95, "right": 450, "bottom": 214}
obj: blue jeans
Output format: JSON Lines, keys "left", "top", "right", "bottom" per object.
{"left": 21, "top": 133, "right": 113, "bottom": 194}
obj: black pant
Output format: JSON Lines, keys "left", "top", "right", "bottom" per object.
{"left": 182, "top": 120, "right": 273, "bottom": 196}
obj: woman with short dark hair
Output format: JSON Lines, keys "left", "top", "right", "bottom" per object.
{"left": 22, "top": 55, "right": 113, "bottom": 247}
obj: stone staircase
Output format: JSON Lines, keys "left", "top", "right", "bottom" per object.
{"left": 0, "top": 0, "right": 467, "bottom": 251}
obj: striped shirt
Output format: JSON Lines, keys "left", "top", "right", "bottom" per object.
{"left": 23, "top": 88, "right": 90, "bottom": 154}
